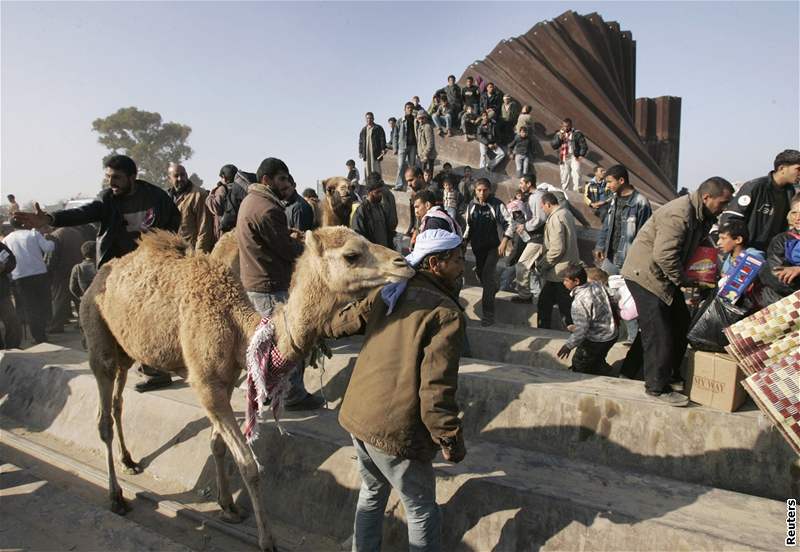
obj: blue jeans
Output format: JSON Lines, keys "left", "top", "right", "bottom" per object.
{"left": 432, "top": 113, "right": 452, "bottom": 131}
{"left": 514, "top": 154, "right": 530, "bottom": 178}
{"left": 246, "top": 290, "right": 309, "bottom": 405}
{"left": 395, "top": 145, "right": 418, "bottom": 189}
{"left": 351, "top": 437, "right": 440, "bottom": 552}
{"left": 599, "top": 259, "right": 639, "bottom": 343}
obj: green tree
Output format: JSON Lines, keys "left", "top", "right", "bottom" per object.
{"left": 92, "top": 107, "right": 193, "bottom": 189}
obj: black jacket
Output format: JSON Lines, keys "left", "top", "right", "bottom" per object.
{"left": 461, "top": 85, "right": 481, "bottom": 110}
{"left": 477, "top": 121, "right": 499, "bottom": 146}
{"left": 285, "top": 191, "right": 315, "bottom": 232}
{"left": 0, "top": 242, "right": 16, "bottom": 299}
{"left": 508, "top": 134, "right": 535, "bottom": 157}
{"left": 758, "top": 231, "right": 800, "bottom": 297}
{"left": 359, "top": 124, "right": 387, "bottom": 160}
{"left": 220, "top": 171, "right": 255, "bottom": 233}
{"left": 550, "top": 129, "right": 588, "bottom": 159}
{"left": 351, "top": 200, "right": 393, "bottom": 249}
{"left": 480, "top": 89, "right": 504, "bottom": 115}
{"left": 51, "top": 180, "right": 181, "bottom": 267}
{"left": 719, "top": 172, "right": 796, "bottom": 252}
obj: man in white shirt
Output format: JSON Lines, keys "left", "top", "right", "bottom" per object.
{"left": 2, "top": 220, "right": 55, "bottom": 343}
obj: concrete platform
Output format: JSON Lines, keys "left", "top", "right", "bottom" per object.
{"left": 0, "top": 460, "right": 192, "bottom": 551}
{"left": 0, "top": 342, "right": 792, "bottom": 549}
{"left": 0, "top": 346, "right": 789, "bottom": 550}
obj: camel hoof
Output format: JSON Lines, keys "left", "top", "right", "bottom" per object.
{"left": 122, "top": 462, "right": 142, "bottom": 475}
{"left": 219, "top": 504, "right": 248, "bottom": 524}
{"left": 110, "top": 497, "right": 131, "bottom": 515}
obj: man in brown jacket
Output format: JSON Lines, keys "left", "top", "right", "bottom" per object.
{"left": 237, "top": 157, "right": 323, "bottom": 411}
{"left": 535, "top": 191, "right": 580, "bottom": 329}
{"left": 323, "top": 228, "right": 467, "bottom": 551}
{"left": 621, "top": 178, "right": 734, "bottom": 406}
{"left": 168, "top": 163, "right": 214, "bottom": 253}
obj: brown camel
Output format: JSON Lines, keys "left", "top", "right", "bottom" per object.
{"left": 81, "top": 227, "right": 413, "bottom": 551}
{"left": 320, "top": 176, "right": 355, "bottom": 227}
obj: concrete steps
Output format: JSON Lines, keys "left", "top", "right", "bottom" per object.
{"left": 0, "top": 343, "right": 788, "bottom": 550}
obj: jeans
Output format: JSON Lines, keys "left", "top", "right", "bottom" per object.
{"left": 537, "top": 280, "right": 573, "bottom": 329}
{"left": 599, "top": 259, "right": 638, "bottom": 342}
{"left": 625, "top": 280, "right": 690, "bottom": 394}
{"left": 473, "top": 245, "right": 499, "bottom": 323}
{"left": 395, "top": 145, "right": 418, "bottom": 189}
{"left": 246, "top": 290, "right": 309, "bottom": 405}
{"left": 514, "top": 154, "right": 531, "bottom": 178}
{"left": 572, "top": 338, "right": 616, "bottom": 375}
{"left": 515, "top": 242, "right": 543, "bottom": 300}
{"left": 432, "top": 113, "right": 452, "bottom": 131}
{"left": 479, "top": 143, "right": 506, "bottom": 171}
{"left": 351, "top": 437, "right": 440, "bottom": 552}
{"left": 13, "top": 273, "right": 51, "bottom": 343}
{"left": 559, "top": 155, "right": 581, "bottom": 191}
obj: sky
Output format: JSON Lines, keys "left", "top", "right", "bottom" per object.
{"left": 1, "top": 1, "right": 798, "bottom": 206}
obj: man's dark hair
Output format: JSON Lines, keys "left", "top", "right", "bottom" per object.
{"left": 6, "top": 194, "right": 14, "bottom": 201}
{"left": 521, "top": 173, "right": 537, "bottom": 186}
{"left": 605, "top": 164, "right": 629, "bottom": 183}
{"left": 256, "top": 157, "right": 289, "bottom": 182}
{"left": 463, "top": 165, "right": 472, "bottom": 172}
{"left": 447, "top": 74, "right": 456, "bottom": 81}
{"left": 388, "top": 117, "right": 397, "bottom": 123}
{"left": 475, "top": 177, "right": 492, "bottom": 189}
{"left": 718, "top": 219, "right": 749, "bottom": 244}
{"left": 698, "top": 177, "right": 734, "bottom": 197}
{"left": 104, "top": 154, "right": 137, "bottom": 178}
{"left": 563, "top": 263, "right": 587, "bottom": 284}
{"left": 406, "top": 166, "right": 423, "bottom": 178}
{"left": 443, "top": 174, "right": 458, "bottom": 187}
{"left": 541, "top": 192, "right": 559, "bottom": 206}
{"left": 219, "top": 164, "right": 238, "bottom": 182}
{"left": 366, "top": 172, "right": 384, "bottom": 191}
{"left": 443, "top": 162, "right": 452, "bottom": 170}
{"left": 466, "top": 76, "right": 474, "bottom": 82}
{"left": 404, "top": 101, "right": 415, "bottom": 109}
{"left": 415, "top": 190, "right": 436, "bottom": 205}
{"left": 365, "top": 111, "right": 374, "bottom": 118}
{"left": 80, "top": 240, "right": 96, "bottom": 260}
{"left": 562, "top": 117, "right": 573, "bottom": 126}
{"left": 302, "top": 188, "right": 318, "bottom": 199}
{"left": 774, "top": 149, "right": 800, "bottom": 171}
{"left": 486, "top": 82, "right": 495, "bottom": 88}
{"left": 346, "top": 159, "right": 355, "bottom": 167}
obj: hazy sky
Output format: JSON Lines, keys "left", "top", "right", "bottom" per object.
{"left": 2, "top": 1, "right": 798, "bottom": 206}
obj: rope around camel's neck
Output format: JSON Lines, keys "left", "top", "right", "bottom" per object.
{"left": 269, "top": 289, "right": 330, "bottom": 363}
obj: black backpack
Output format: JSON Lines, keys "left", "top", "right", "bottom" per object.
{"left": 220, "top": 171, "right": 256, "bottom": 232}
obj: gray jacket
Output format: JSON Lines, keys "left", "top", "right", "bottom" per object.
{"left": 393, "top": 116, "right": 418, "bottom": 154}
{"left": 565, "top": 282, "right": 618, "bottom": 349}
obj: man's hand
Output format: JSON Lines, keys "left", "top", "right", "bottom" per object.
{"left": 775, "top": 266, "right": 800, "bottom": 285}
{"left": 515, "top": 225, "right": 527, "bottom": 237}
{"left": 441, "top": 434, "right": 466, "bottom": 463}
{"left": 12, "top": 202, "right": 51, "bottom": 230}
{"left": 590, "top": 201, "right": 600, "bottom": 209}
{"left": 556, "top": 345, "right": 572, "bottom": 359}
{"left": 594, "top": 249, "right": 605, "bottom": 262}
{"left": 289, "top": 229, "right": 305, "bottom": 241}
{"left": 377, "top": 153, "right": 385, "bottom": 161}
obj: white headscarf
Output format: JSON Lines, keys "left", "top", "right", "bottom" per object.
{"left": 405, "top": 229, "right": 463, "bottom": 267}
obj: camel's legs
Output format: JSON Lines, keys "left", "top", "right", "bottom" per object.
{"left": 95, "top": 367, "right": 130, "bottom": 514}
{"left": 200, "top": 389, "right": 275, "bottom": 552}
{"left": 112, "top": 364, "right": 141, "bottom": 474}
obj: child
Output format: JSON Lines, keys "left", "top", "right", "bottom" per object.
{"left": 716, "top": 219, "right": 765, "bottom": 294}
{"left": 302, "top": 188, "right": 322, "bottom": 229}
{"left": 345, "top": 159, "right": 360, "bottom": 187}
{"left": 515, "top": 104, "right": 533, "bottom": 135}
{"left": 441, "top": 176, "right": 461, "bottom": 221}
{"left": 557, "top": 263, "right": 618, "bottom": 375}
{"left": 759, "top": 193, "right": 800, "bottom": 300}
{"left": 386, "top": 117, "right": 397, "bottom": 153}
{"left": 460, "top": 166, "right": 476, "bottom": 199}
{"left": 507, "top": 125, "right": 535, "bottom": 178}
{"left": 460, "top": 105, "right": 478, "bottom": 140}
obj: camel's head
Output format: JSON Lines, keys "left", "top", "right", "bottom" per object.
{"left": 298, "top": 227, "right": 414, "bottom": 298}
{"left": 323, "top": 176, "right": 350, "bottom": 200}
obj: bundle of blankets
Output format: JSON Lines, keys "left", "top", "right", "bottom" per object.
{"left": 723, "top": 290, "right": 800, "bottom": 454}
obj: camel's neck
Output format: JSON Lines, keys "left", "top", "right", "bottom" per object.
{"left": 271, "top": 272, "right": 334, "bottom": 362}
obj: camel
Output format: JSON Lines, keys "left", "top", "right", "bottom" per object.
{"left": 320, "top": 176, "right": 356, "bottom": 227}
{"left": 81, "top": 227, "right": 413, "bottom": 551}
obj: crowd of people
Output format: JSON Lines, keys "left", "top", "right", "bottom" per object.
{"left": 1, "top": 74, "right": 799, "bottom": 549}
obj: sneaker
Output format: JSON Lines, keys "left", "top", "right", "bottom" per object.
{"left": 284, "top": 393, "right": 325, "bottom": 411}
{"left": 135, "top": 375, "right": 173, "bottom": 393}
{"left": 646, "top": 390, "right": 689, "bottom": 407}
{"left": 670, "top": 379, "right": 685, "bottom": 393}
{"left": 510, "top": 296, "right": 532, "bottom": 304}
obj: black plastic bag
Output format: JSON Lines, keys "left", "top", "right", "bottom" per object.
{"left": 687, "top": 295, "right": 749, "bottom": 352}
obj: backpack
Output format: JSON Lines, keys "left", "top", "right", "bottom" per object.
{"left": 220, "top": 171, "right": 256, "bottom": 232}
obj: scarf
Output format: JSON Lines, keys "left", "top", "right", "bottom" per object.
{"left": 244, "top": 317, "right": 297, "bottom": 443}
{"left": 559, "top": 130, "right": 573, "bottom": 162}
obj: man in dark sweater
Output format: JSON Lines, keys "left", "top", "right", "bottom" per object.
{"left": 236, "top": 157, "right": 323, "bottom": 411}
{"left": 13, "top": 154, "right": 181, "bottom": 391}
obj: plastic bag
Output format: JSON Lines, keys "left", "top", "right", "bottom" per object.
{"left": 687, "top": 295, "right": 749, "bottom": 352}
{"left": 608, "top": 275, "right": 638, "bottom": 320}
{"left": 684, "top": 245, "right": 719, "bottom": 285}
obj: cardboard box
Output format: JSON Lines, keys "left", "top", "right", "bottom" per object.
{"left": 684, "top": 350, "right": 747, "bottom": 412}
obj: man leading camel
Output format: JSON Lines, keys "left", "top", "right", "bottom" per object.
{"left": 237, "top": 157, "right": 324, "bottom": 411}
{"left": 12, "top": 154, "right": 181, "bottom": 391}
{"left": 323, "top": 228, "right": 467, "bottom": 551}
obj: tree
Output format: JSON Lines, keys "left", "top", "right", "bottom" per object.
{"left": 92, "top": 107, "right": 193, "bottom": 189}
